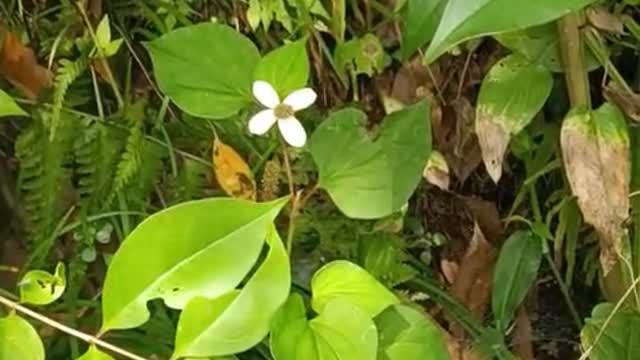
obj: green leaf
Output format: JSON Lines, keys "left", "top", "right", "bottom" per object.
{"left": 0, "top": 89, "right": 27, "bottom": 117}
{"left": 581, "top": 303, "right": 640, "bottom": 359}
{"left": 0, "top": 314, "right": 45, "bottom": 360}
{"left": 424, "top": 0, "right": 597, "bottom": 63}
{"left": 173, "top": 226, "right": 290, "bottom": 358}
{"left": 475, "top": 54, "right": 552, "bottom": 182}
{"left": 100, "top": 197, "right": 288, "bottom": 332}
{"left": 254, "top": 39, "right": 309, "bottom": 98}
{"left": 103, "top": 39, "right": 123, "bottom": 57}
{"left": 76, "top": 345, "right": 114, "bottom": 360}
{"left": 375, "top": 304, "right": 450, "bottom": 360}
{"left": 491, "top": 231, "right": 542, "bottom": 333}
{"left": 402, "top": 0, "right": 447, "bottom": 59}
{"left": 146, "top": 23, "right": 260, "bottom": 119}
{"left": 270, "top": 294, "right": 378, "bottom": 360}
{"left": 311, "top": 260, "right": 399, "bottom": 317}
{"left": 335, "top": 34, "right": 384, "bottom": 81}
{"left": 95, "top": 15, "right": 112, "bottom": 49}
{"left": 19, "top": 262, "right": 66, "bottom": 306}
{"left": 310, "top": 101, "right": 430, "bottom": 219}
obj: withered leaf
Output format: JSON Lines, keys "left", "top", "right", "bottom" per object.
{"left": 587, "top": 6, "right": 625, "bottom": 34}
{"left": 603, "top": 82, "right": 640, "bottom": 123}
{"left": 0, "top": 32, "right": 52, "bottom": 99}
{"left": 212, "top": 137, "right": 257, "bottom": 201}
{"left": 423, "top": 150, "right": 450, "bottom": 191}
{"left": 560, "top": 103, "right": 630, "bottom": 273}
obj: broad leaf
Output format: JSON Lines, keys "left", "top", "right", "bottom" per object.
{"left": 581, "top": 303, "right": 640, "bottom": 359}
{"left": 146, "top": 23, "right": 260, "bottom": 119}
{"left": 491, "top": 231, "right": 542, "bottom": 333}
{"left": 311, "top": 260, "right": 399, "bottom": 317}
{"left": 100, "top": 197, "right": 288, "bottom": 332}
{"left": 402, "top": 0, "right": 447, "bottom": 59}
{"left": 561, "top": 103, "right": 630, "bottom": 273}
{"left": 0, "top": 314, "right": 44, "bottom": 360}
{"left": 310, "top": 101, "right": 430, "bottom": 219}
{"left": 270, "top": 294, "right": 378, "bottom": 360}
{"left": 19, "top": 262, "right": 66, "bottom": 305}
{"left": 476, "top": 54, "right": 552, "bottom": 182}
{"left": 335, "top": 34, "right": 384, "bottom": 81}
{"left": 76, "top": 346, "right": 114, "bottom": 360}
{"left": 254, "top": 39, "right": 309, "bottom": 98}
{"left": 375, "top": 304, "right": 450, "bottom": 360}
{"left": 0, "top": 89, "right": 27, "bottom": 117}
{"left": 424, "top": 0, "right": 597, "bottom": 63}
{"left": 173, "top": 226, "right": 290, "bottom": 358}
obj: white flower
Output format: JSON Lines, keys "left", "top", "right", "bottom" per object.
{"left": 248, "top": 81, "right": 317, "bottom": 148}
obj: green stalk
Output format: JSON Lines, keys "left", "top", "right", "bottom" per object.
{"left": 557, "top": 12, "right": 591, "bottom": 108}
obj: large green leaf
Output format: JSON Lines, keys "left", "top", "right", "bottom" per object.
{"left": 0, "top": 89, "right": 27, "bottom": 117}
{"left": 270, "top": 294, "right": 378, "bottom": 360}
{"left": 402, "top": 0, "right": 447, "bottom": 59}
{"left": 173, "top": 226, "right": 290, "bottom": 358}
{"left": 309, "top": 101, "right": 430, "bottom": 219}
{"left": 100, "top": 197, "right": 288, "bottom": 332}
{"left": 375, "top": 304, "right": 450, "bottom": 360}
{"left": 491, "top": 231, "right": 542, "bottom": 333}
{"left": 424, "top": 0, "right": 597, "bottom": 63}
{"left": 254, "top": 39, "right": 309, "bottom": 98}
{"left": 311, "top": 260, "right": 399, "bottom": 317}
{"left": 0, "top": 314, "right": 44, "bottom": 360}
{"left": 476, "top": 54, "right": 552, "bottom": 182}
{"left": 76, "top": 346, "right": 114, "bottom": 360}
{"left": 581, "top": 303, "right": 640, "bottom": 359}
{"left": 19, "top": 262, "right": 66, "bottom": 305}
{"left": 146, "top": 23, "right": 260, "bottom": 119}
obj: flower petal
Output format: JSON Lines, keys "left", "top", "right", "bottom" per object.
{"left": 283, "top": 88, "right": 317, "bottom": 111}
{"left": 248, "top": 109, "right": 277, "bottom": 135}
{"left": 253, "top": 81, "right": 280, "bottom": 108}
{"left": 278, "top": 117, "right": 307, "bottom": 148}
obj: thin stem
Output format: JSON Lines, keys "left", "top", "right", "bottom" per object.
{"left": 280, "top": 140, "right": 295, "bottom": 196}
{"left": 279, "top": 138, "right": 297, "bottom": 255}
{"left": 557, "top": 12, "right": 591, "bottom": 107}
{"left": 0, "top": 293, "right": 148, "bottom": 360}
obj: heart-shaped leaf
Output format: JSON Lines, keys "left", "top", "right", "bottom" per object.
{"left": 561, "top": 103, "right": 630, "bottom": 273}
{"left": 476, "top": 54, "right": 552, "bottom": 182}
{"left": 146, "top": 23, "right": 260, "bottom": 119}
{"left": 375, "top": 304, "right": 450, "bottom": 360}
{"left": 402, "top": 0, "right": 447, "bottom": 59}
{"left": 19, "top": 262, "right": 66, "bottom": 306}
{"left": 254, "top": 39, "right": 309, "bottom": 98}
{"left": 0, "top": 89, "right": 27, "bottom": 117}
{"left": 270, "top": 294, "right": 378, "bottom": 360}
{"left": 309, "top": 101, "right": 430, "bottom": 219}
{"left": 581, "top": 303, "right": 640, "bottom": 359}
{"left": 100, "top": 197, "right": 288, "bottom": 332}
{"left": 424, "top": 0, "right": 597, "bottom": 63}
{"left": 0, "top": 314, "right": 44, "bottom": 360}
{"left": 173, "top": 226, "right": 290, "bottom": 358}
{"left": 491, "top": 231, "right": 542, "bottom": 333}
{"left": 311, "top": 260, "right": 399, "bottom": 317}
{"left": 76, "top": 346, "right": 114, "bottom": 360}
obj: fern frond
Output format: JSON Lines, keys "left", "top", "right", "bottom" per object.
{"left": 166, "top": 158, "right": 209, "bottom": 205}
{"left": 126, "top": 139, "right": 166, "bottom": 209}
{"left": 48, "top": 57, "right": 88, "bottom": 140}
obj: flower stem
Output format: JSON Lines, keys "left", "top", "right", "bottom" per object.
{"left": 0, "top": 292, "right": 147, "bottom": 360}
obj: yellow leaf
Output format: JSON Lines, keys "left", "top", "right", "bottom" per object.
{"left": 212, "top": 137, "right": 256, "bottom": 200}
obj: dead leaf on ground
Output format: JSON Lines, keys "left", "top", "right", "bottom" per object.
{"left": 513, "top": 306, "right": 535, "bottom": 360}
{"left": 0, "top": 31, "right": 52, "bottom": 99}
{"left": 424, "top": 150, "right": 450, "bottom": 191}
{"left": 603, "top": 82, "right": 640, "bottom": 123}
{"left": 212, "top": 137, "right": 257, "bottom": 201}
{"left": 446, "top": 332, "right": 487, "bottom": 360}
{"left": 561, "top": 103, "right": 630, "bottom": 273}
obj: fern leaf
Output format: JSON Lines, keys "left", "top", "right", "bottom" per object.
{"left": 48, "top": 57, "right": 87, "bottom": 140}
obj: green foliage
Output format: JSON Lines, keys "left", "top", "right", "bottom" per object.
{"left": 309, "top": 101, "right": 431, "bottom": 219}
{"left": 402, "top": 0, "right": 447, "bottom": 59}
{"left": 146, "top": 23, "right": 261, "bottom": 119}
{"left": 0, "top": 89, "right": 27, "bottom": 117}
{"left": 254, "top": 39, "right": 309, "bottom": 98}
{"left": 491, "top": 231, "right": 542, "bottom": 333}
{"left": 335, "top": 34, "right": 384, "bottom": 81}
{"left": 76, "top": 346, "right": 114, "bottom": 360}
{"left": 0, "top": 314, "right": 44, "bottom": 360}
{"left": 19, "top": 262, "right": 66, "bottom": 306}
{"left": 581, "top": 303, "right": 640, "bottom": 359}
{"left": 48, "top": 57, "right": 88, "bottom": 140}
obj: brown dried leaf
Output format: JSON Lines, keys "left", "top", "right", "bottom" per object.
{"left": 587, "top": 6, "right": 625, "bottom": 34}
{"left": 446, "top": 333, "right": 487, "bottom": 360}
{"left": 512, "top": 306, "right": 535, "bottom": 360}
{"left": 561, "top": 104, "right": 630, "bottom": 273}
{"left": 212, "top": 137, "right": 257, "bottom": 201}
{"left": 438, "top": 98, "right": 482, "bottom": 182}
{"left": 0, "top": 32, "right": 52, "bottom": 99}
{"left": 424, "top": 150, "right": 450, "bottom": 191}
{"left": 475, "top": 115, "right": 508, "bottom": 182}
{"left": 603, "top": 82, "right": 640, "bottom": 123}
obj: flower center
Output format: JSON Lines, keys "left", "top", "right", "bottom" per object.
{"left": 273, "top": 104, "right": 294, "bottom": 119}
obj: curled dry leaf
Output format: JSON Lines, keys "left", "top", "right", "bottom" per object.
{"left": 603, "top": 82, "right": 640, "bottom": 123}
{"left": 587, "top": 6, "right": 625, "bottom": 34}
{"left": 212, "top": 137, "right": 257, "bottom": 201}
{"left": 0, "top": 31, "right": 52, "bottom": 99}
{"left": 512, "top": 306, "right": 535, "bottom": 360}
{"left": 476, "top": 54, "right": 552, "bottom": 183}
{"left": 561, "top": 103, "right": 630, "bottom": 273}
{"left": 424, "top": 150, "right": 450, "bottom": 191}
